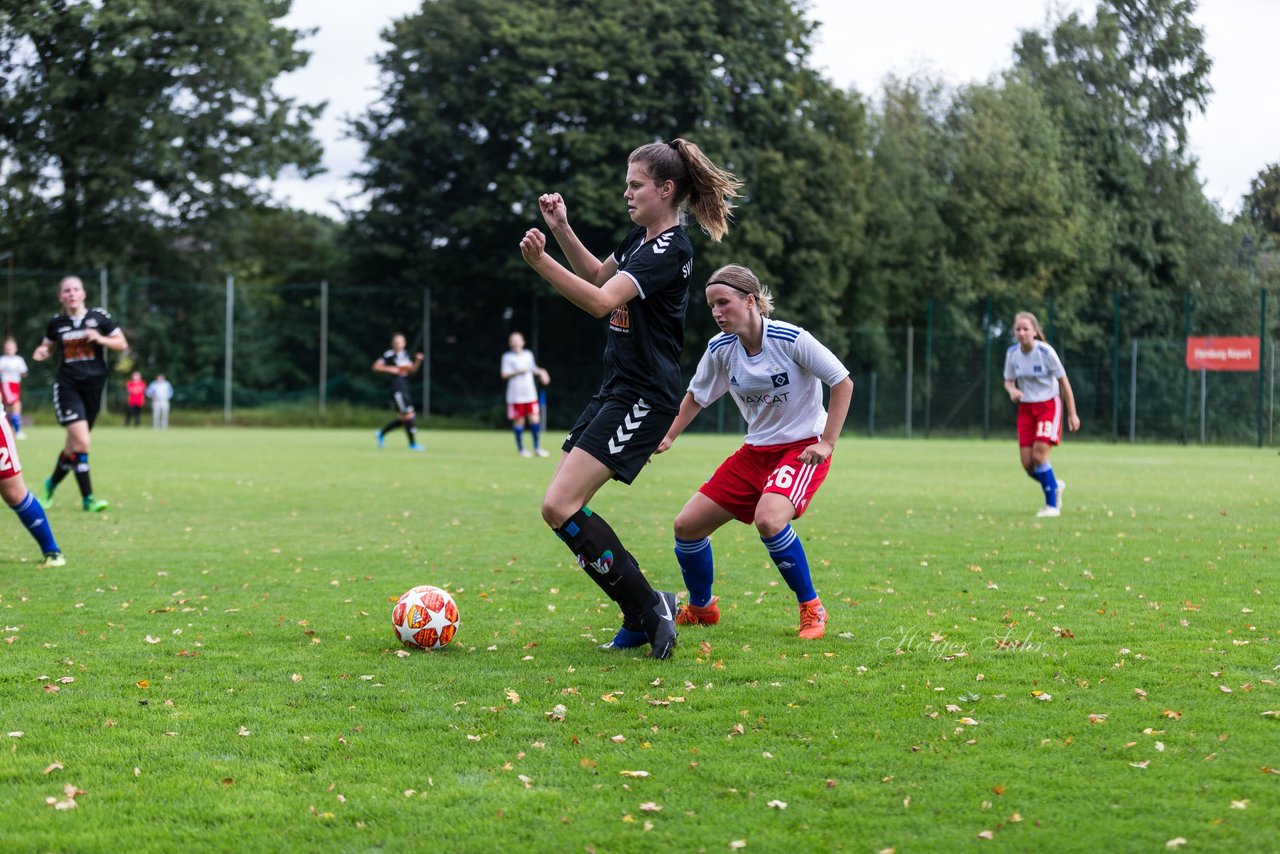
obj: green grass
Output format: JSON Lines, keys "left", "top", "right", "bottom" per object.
{"left": 0, "top": 427, "right": 1276, "bottom": 852}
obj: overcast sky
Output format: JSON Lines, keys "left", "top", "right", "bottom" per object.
{"left": 271, "top": 0, "right": 1276, "bottom": 220}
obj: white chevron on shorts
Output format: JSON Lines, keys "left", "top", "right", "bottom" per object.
{"left": 608, "top": 398, "right": 651, "bottom": 454}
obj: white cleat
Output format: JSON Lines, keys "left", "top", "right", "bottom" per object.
{"left": 1036, "top": 505, "right": 1061, "bottom": 518}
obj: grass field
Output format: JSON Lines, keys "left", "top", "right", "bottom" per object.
{"left": 0, "top": 426, "right": 1276, "bottom": 852}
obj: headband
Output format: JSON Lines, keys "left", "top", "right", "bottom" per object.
{"left": 705, "top": 279, "right": 754, "bottom": 296}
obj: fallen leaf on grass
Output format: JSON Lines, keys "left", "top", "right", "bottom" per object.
{"left": 291, "top": 673, "right": 303, "bottom": 683}
{"left": 237, "top": 726, "right": 251, "bottom": 737}
{"left": 1162, "top": 709, "right": 1182, "bottom": 719}
{"left": 957, "top": 717, "right": 979, "bottom": 727}
{"left": 505, "top": 689, "right": 521, "bottom": 704}
{"left": 1130, "top": 761, "right": 1150, "bottom": 769}
{"left": 1166, "top": 839, "right": 1186, "bottom": 849}
{"left": 611, "top": 735, "right": 626, "bottom": 743}
{"left": 730, "top": 842, "right": 747, "bottom": 850}
{"left": 639, "top": 802, "right": 661, "bottom": 812}
{"left": 545, "top": 704, "right": 566, "bottom": 722}
{"left": 767, "top": 800, "right": 787, "bottom": 809}
{"left": 43, "top": 684, "right": 59, "bottom": 694}
{"left": 1231, "top": 800, "right": 1248, "bottom": 809}
{"left": 144, "top": 635, "right": 161, "bottom": 645}
{"left": 1219, "top": 686, "right": 1232, "bottom": 693}
{"left": 977, "top": 830, "right": 995, "bottom": 840}
{"left": 1087, "top": 714, "right": 1107, "bottom": 724}
{"left": 7, "top": 731, "right": 22, "bottom": 738}
{"left": 618, "top": 770, "right": 649, "bottom": 778}
{"left": 1262, "top": 711, "right": 1280, "bottom": 718}
{"left": 1134, "top": 688, "right": 1148, "bottom": 700}
{"left": 43, "top": 762, "right": 63, "bottom": 775}
{"left": 517, "top": 775, "right": 532, "bottom": 789}
{"left": 135, "top": 680, "right": 150, "bottom": 689}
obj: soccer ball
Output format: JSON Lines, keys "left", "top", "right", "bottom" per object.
{"left": 391, "top": 585, "right": 459, "bottom": 650}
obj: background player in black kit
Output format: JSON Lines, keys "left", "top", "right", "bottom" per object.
{"left": 373, "top": 333, "right": 425, "bottom": 451}
{"left": 33, "top": 275, "right": 128, "bottom": 512}
{"left": 519, "top": 139, "right": 741, "bottom": 659}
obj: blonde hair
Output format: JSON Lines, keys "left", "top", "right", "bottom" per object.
{"left": 629, "top": 139, "right": 743, "bottom": 243}
{"left": 1014, "top": 311, "right": 1045, "bottom": 341}
{"left": 705, "top": 264, "right": 775, "bottom": 318}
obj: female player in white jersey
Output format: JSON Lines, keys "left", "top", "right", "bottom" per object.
{"left": 654, "top": 265, "right": 853, "bottom": 640}
{"left": 520, "top": 139, "right": 741, "bottom": 659}
{"left": 1002, "top": 311, "right": 1080, "bottom": 517}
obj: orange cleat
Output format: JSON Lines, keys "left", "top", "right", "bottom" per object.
{"left": 675, "top": 595, "right": 720, "bottom": 626}
{"left": 798, "top": 598, "right": 827, "bottom": 639}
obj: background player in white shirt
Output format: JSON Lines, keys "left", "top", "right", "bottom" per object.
{"left": 0, "top": 336, "right": 29, "bottom": 439}
{"left": 654, "top": 264, "right": 853, "bottom": 640}
{"left": 500, "top": 331, "right": 550, "bottom": 457}
{"left": 1002, "top": 311, "right": 1080, "bottom": 517}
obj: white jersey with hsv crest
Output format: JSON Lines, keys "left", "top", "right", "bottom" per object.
{"left": 1003, "top": 341, "right": 1065, "bottom": 403}
{"left": 688, "top": 317, "right": 850, "bottom": 446}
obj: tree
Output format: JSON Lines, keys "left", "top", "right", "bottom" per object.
{"left": 349, "top": 0, "right": 867, "bottom": 417}
{"left": 0, "top": 0, "right": 324, "bottom": 272}
{"left": 1245, "top": 163, "right": 1280, "bottom": 246}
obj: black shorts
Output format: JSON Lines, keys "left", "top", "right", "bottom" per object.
{"left": 53, "top": 376, "right": 106, "bottom": 428}
{"left": 563, "top": 392, "right": 675, "bottom": 485}
{"left": 390, "top": 383, "right": 415, "bottom": 415}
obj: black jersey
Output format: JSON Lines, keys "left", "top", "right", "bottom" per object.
{"left": 44, "top": 308, "right": 119, "bottom": 383}
{"left": 600, "top": 225, "right": 693, "bottom": 413}
{"left": 380, "top": 349, "right": 415, "bottom": 393}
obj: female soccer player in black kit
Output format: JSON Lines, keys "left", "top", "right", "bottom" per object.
{"left": 33, "top": 275, "right": 128, "bottom": 512}
{"left": 519, "top": 139, "right": 741, "bottom": 659}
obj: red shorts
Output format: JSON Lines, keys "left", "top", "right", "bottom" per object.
{"left": 507, "top": 400, "right": 540, "bottom": 421}
{"left": 1017, "top": 398, "right": 1062, "bottom": 447}
{"left": 0, "top": 415, "right": 22, "bottom": 480}
{"left": 699, "top": 438, "right": 831, "bottom": 524}
{"left": 2, "top": 381, "right": 20, "bottom": 406}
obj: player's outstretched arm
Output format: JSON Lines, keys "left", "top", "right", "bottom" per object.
{"left": 522, "top": 229, "right": 636, "bottom": 318}
{"left": 538, "top": 193, "right": 607, "bottom": 284}
{"left": 654, "top": 393, "right": 703, "bottom": 455}
{"left": 1059, "top": 376, "right": 1081, "bottom": 432}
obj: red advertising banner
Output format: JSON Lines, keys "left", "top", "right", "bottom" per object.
{"left": 1185, "top": 337, "right": 1261, "bottom": 371}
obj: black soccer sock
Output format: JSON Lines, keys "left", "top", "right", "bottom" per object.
{"left": 49, "top": 452, "right": 75, "bottom": 487}
{"left": 553, "top": 507, "right": 655, "bottom": 624}
{"left": 379, "top": 419, "right": 403, "bottom": 436}
{"left": 73, "top": 453, "right": 94, "bottom": 499}
{"left": 405, "top": 417, "right": 418, "bottom": 445}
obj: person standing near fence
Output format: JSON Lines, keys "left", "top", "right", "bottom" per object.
{"left": 373, "top": 333, "right": 425, "bottom": 451}
{"left": 32, "top": 275, "right": 128, "bottom": 512}
{"left": 146, "top": 373, "right": 173, "bottom": 429}
{"left": 519, "top": 138, "right": 742, "bottom": 659}
{"left": 124, "top": 371, "right": 146, "bottom": 427}
{"left": 1003, "top": 311, "right": 1080, "bottom": 517}
{"left": 654, "top": 264, "right": 853, "bottom": 640}
{"left": 501, "top": 331, "right": 550, "bottom": 457}
{"left": 0, "top": 337, "right": 29, "bottom": 439}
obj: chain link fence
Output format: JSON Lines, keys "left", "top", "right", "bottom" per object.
{"left": 5, "top": 268, "right": 1275, "bottom": 445}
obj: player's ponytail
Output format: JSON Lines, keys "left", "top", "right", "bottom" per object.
{"left": 629, "top": 139, "right": 742, "bottom": 243}
{"left": 1014, "top": 311, "right": 1045, "bottom": 342}
{"left": 706, "top": 264, "right": 775, "bottom": 318}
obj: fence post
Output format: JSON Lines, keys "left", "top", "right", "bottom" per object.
{"left": 224, "top": 275, "right": 234, "bottom": 425}
{"left": 319, "top": 279, "right": 328, "bottom": 417}
{"left": 982, "top": 296, "right": 992, "bottom": 439}
{"left": 422, "top": 286, "right": 431, "bottom": 421}
{"left": 1199, "top": 368, "right": 1206, "bottom": 444}
{"left": 1129, "top": 338, "right": 1138, "bottom": 443}
{"left": 1259, "top": 288, "right": 1267, "bottom": 447}
{"left": 1181, "top": 289, "right": 1191, "bottom": 444}
{"left": 905, "top": 326, "right": 913, "bottom": 439}
{"left": 924, "top": 299, "right": 933, "bottom": 436}
{"left": 1112, "top": 291, "right": 1121, "bottom": 443}
{"left": 868, "top": 371, "right": 877, "bottom": 437}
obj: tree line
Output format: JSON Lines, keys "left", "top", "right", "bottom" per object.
{"left": 1, "top": 0, "right": 1276, "bottom": 426}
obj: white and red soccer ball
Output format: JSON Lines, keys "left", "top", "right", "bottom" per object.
{"left": 392, "top": 585, "right": 459, "bottom": 650}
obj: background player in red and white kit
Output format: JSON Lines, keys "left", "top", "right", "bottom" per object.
{"left": 33, "top": 275, "right": 128, "bottom": 512}
{"left": 501, "top": 331, "right": 550, "bottom": 457}
{"left": 0, "top": 336, "right": 29, "bottom": 439}
{"left": 1002, "top": 310, "right": 1080, "bottom": 517}
{"left": 654, "top": 264, "right": 853, "bottom": 640}
{"left": 520, "top": 138, "right": 741, "bottom": 659}
{"left": 0, "top": 409, "right": 65, "bottom": 567}
{"left": 373, "top": 333, "right": 425, "bottom": 451}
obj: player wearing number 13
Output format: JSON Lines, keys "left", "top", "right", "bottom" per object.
{"left": 1002, "top": 311, "right": 1080, "bottom": 518}
{"left": 654, "top": 265, "right": 854, "bottom": 640}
